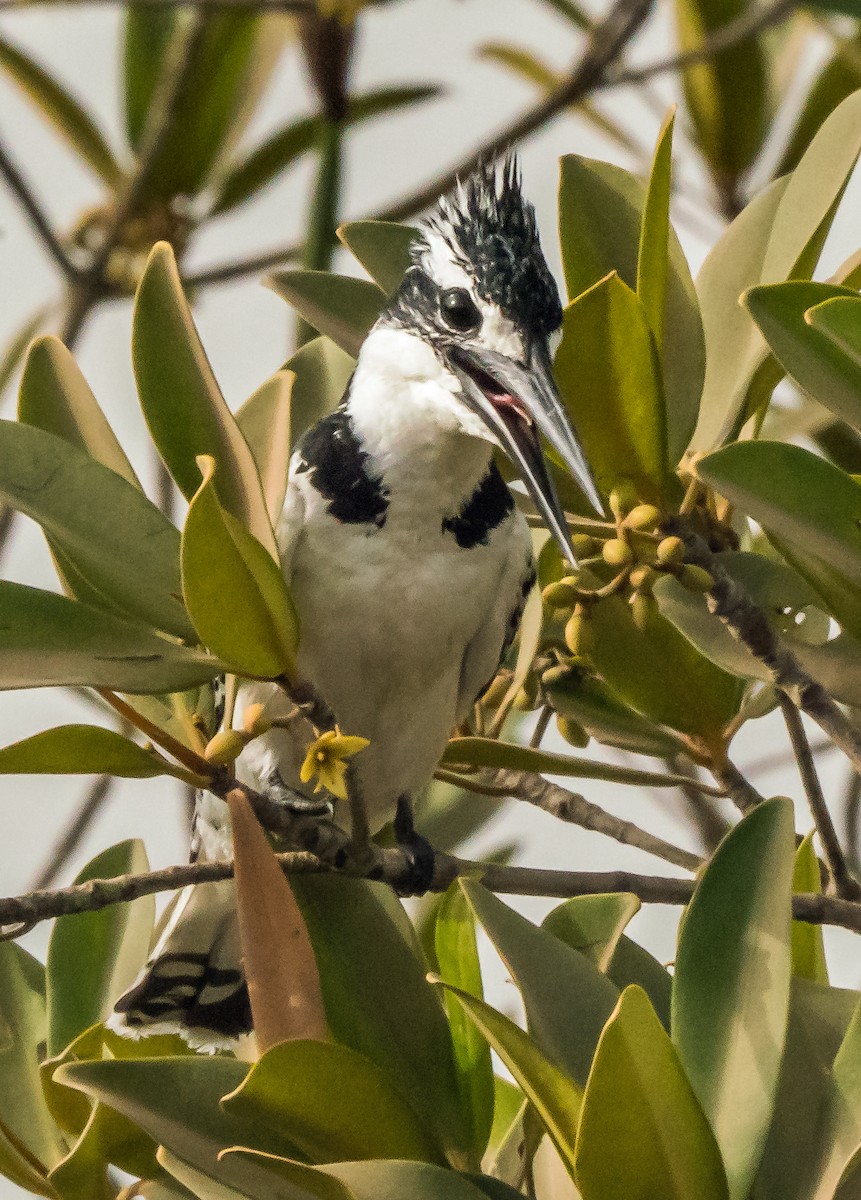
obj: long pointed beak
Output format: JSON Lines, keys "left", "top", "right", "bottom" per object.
{"left": 446, "top": 340, "right": 603, "bottom": 565}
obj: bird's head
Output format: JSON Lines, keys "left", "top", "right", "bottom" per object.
{"left": 382, "top": 155, "right": 602, "bottom": 560}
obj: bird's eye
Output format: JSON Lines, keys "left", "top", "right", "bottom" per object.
{"left": 440, "top": 288, "right": 481, "bottom": 333}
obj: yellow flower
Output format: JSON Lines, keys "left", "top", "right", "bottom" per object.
{"left": 299, "top": 727, "right": 370, "bottom": 801}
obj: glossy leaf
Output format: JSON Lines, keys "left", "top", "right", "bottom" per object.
{"left": 637, "top": 107, "right": 675, "bottom": 355}
{"left": 235, "top": 370, "right": 293, "bottom": 525}
{"left": 0, "top": 943, "right": 65, "bottom": 1194}
{"left": 337, "top": 221, "right": 418, "bottom": 295}
{"left": 673, "top": 0, "right": 768, "bottom": 186}
{"left": 0, "top": 32, "right": 121, "bottom": 185}
{"left": 435, "top": 883, "right": 494, "bottom": 1164}
{"left": 441, "top": 736, "right": 711, "bottom": 789}
{"left": 181, "top": 456, "right": 297, "bottom": 677}
{"left": 0, "top": 580, "right": 222, "bottom": 693}
{"left": 0, "top": 419, "right": 192, "bottom": 639}
{"left": 743, "top": 282, "right": 861, "bottom": 431}
{"left": 226, "top": 791, "right": 327, "bottom": 1053}
{"left": 0, "top": 725, "right": 173, "bottom": 778}
{"left": 433, "top": 979, "right": 582, "bottom": 1180}
{"left": 672, "top": 797, "right": 795, "bottom": 1200}
{"left": 461, "top": 880, "right": 618, "bottom": 1087}
{"left": 133, "top": 243, "right": 277, "bottom": 557}
{"left": 211, "top": 86, "right": 440, "bottom": 216}
{"left": 558, "top": 154, "right": 704, "bottom": 463}
{"left": 290, "top": 875, "right": 466, "bottom": 1163}
{"left": 19, "top": 336, "right": 140, "bottom": 488}
{"left": 589, "top": 594, "right": 742, "bottom": 740}
{"left": 698, "top": 441, "right": 861, "bottom": 639}
{"left": 576, "top": 986, "right": 728, "bottom": 1200}
{"left": 286, "top": 337, "right": 354, "bottom": 448}
{"left": 54, "top": 1057, "right": 301, "bottom": 1188}
{"left": 47, "top": 840, "right": 154, "bottom": 1055}
{"left": 544, "top": 670, "right": 683, "bottom": 757}
{"left": 268, "top": 272, "right": 385, "bottom": 358}
{"left": 222, "top": 1039, "right": 444, "bottom": 1164}
{"left": 607, "top": 936, "right": 673, "bottom": 1031}
{"left": 791, "top": 833, "right": 828, "bottom": 985}
{"left": 542, "top": 893, "right": 640, "bottom": 973}
{"left": 555, "top": 271, "right": 667, "bottom": 501}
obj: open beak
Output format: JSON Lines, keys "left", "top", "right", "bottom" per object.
{"left": 446, "top": 340, "right": 603, "bottom": 565}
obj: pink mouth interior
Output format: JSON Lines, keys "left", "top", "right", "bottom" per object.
{"left": 470, "top": 364, "right": 533, "bottom": 427}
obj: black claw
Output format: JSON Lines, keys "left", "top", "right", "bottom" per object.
{"left": 267, "top": 770, "right": 333, "bottom": 818}
{"left": 393, "top": 795, "right": 436, "bottom": 897}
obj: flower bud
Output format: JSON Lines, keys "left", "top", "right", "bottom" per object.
{"left": 602, "top": 538, "right": 633, "bottom": 568}
{"left": 556, "top": 716, "right": 590, "bottom": 748}
{"left": 656, "top": 536, "right": 685, "bottom": 565}
{"left": 679, "top": 564, "right": 715, "bottom": 593}
{"left": 242, "top": 702, "right": 271, "bottom": 737}
{"left": 609, "top": 481, "right": 638, "bottom": 518}
{"left": 629, "top": 564, "right": 658, "bottom": 593}
{"left": 204, "top": 729, "right": 247, "bottom": 765}
{"left": 513, "top": 677, "right": 539, "bottom": 711}
{"left": 571, "top": 533, "right": 598, "bottom": 558}
{"left": 630, "top": 591, "right": 657, "bottom": 632}
{"left": 542, "top": 578, "right": 579, "bottom": 609}
{"left": 624, "top": 503, "right": 661, "bottom": 532}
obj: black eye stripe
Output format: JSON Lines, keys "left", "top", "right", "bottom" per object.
{"left": 440, "top": 287, "right": 481, "bottom": 333}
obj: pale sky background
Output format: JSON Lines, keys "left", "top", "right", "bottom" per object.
{"left": 0, "top": 4, "right": 860, "bottom": 1192}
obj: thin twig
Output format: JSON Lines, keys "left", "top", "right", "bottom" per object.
{"left": 530, "top": 707, "right": 554, "bottom": 749}
{"left": 3, "top": 852, "right": 861, "bottom": 936}
{"left": 184, "top": 0, "right": 656, "bottom": 288}
{"left": 29, "top": 776, "right": 113, "bottom": 892}
{"left": 666, "top": 754, "right": 730, "bottom": 853}
{"left": 0, "top": 136, "right": 80, "bottom": 281}
{"left": 667, "top": 519, "right": 861, "bottom": 779}
{"left": 780, "top": 696, "right": 860, "bottom": 899}
{"left": 709, "top": 755, "right": 765, "bottom": 814}
{"left": 843, "top": 768, "right": 861, "bottom": 879}
{"left": 60, "top": 12, "right": 210, "bottom": 345}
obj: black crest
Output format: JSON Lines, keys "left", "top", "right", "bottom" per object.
{"left": 424, "top": 155, "right": 562, "bottom": 337}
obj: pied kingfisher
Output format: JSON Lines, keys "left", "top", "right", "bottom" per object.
{"left": 112, "top": 157, "right": 601, "bottom": 1047}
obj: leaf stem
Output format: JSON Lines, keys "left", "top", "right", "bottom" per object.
{"left": 0, "top": 135, "right": 80, "bottom": 281}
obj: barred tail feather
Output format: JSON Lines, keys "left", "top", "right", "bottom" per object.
{"left": 109, "top": 878, "right": 252, "bottom": 1051}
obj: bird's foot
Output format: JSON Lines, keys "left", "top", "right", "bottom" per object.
{"left": 266, "top": 769, "right": 333, "bottom": 819}
{"left": 392, "top": 795, "right": 436, "bottom": 897}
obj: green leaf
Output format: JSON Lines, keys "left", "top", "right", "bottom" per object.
{"left": 777, "top": 37, "right": 861, "bottom": 175}
{"left": 0, "top": 942, "right": 66, "bottom": 1193}
{"left": 267, "top": 272, "right": 385, "bottom": 358}
{"left": 742, "top": 282, "right": 861, "bottom": 431}
{"left": 441, "top": 735, "right": 711, "bottom": 790}
{"left": 672, "top": 797, "right": 795, "bottom": 1200}
{"left": 637, "top": 107, "right": 675, "bottom": 355}
{"left": 807, "top": 293, "right": 861, "bottom": 374}
{"left": 286, "top": 337, "right": 354, "bottom": 449}
{"left": 607, "top": 936, "right": 673, "bottom": 1031}
{"left": 543, "top": 669, "right": 683, "bottom": 757}
{"left": 133, "top": 242, "right": 277, "bottom": 557}
{"left": 692, "top": 177, "right": 790, "bottom": 450}
{"left": 47, "top": 841, "right": 154, "bottom": 1056}
{"left": 672, "top": 0, "right": 768, "bottom": 187}
{"left": 460, "top": 880, "right": 618, "bottom": 1088}
{"left": 181, "top": 455, "right": 297, "bottom": 678}
{"left": 698, "top": 441, "right": 861, "bottom": 639}
{"left": 329, "top": 1160, "right": 514, "bottom": 1200}
{"left": 0, "top": 725, "right": 175, "bottom": 779}
{"left": 337, "top": 221, "right": 418, "bottom": 295}
{"left": 791, "top": 833, "right": 828, "bottom": 985}
{"left": 54, "top": 1057, "right": 302, "bottom": 1188}
{"left": 0, "top": 580, "right": 222, "bottom": 693}
{"left": 290, "top": 876, "right": 467, "bottom": 1164}
{"left": 811, "top": 1000, "right": 861, "bottom": 1199}
{"left": 162, "top": 1145, "right": 348, "bottom": 1200}
{"left": 0, "top": 32, "right": 121, "bottom": 186}
{"left": 557, "top": 155, "right": 704, "bottom": 463}
{"left": 222, "top": 1039, "right": 444, "bottom": 1164}
{"left": 19, "top": 336, "right": 141, "bottom": 489}
{"left": 432, "top": 979, "right": 582, "bottom": 1181}
{"left": 754, "top": 977, "right": 861, "bottom": 1200}
{"left": 211, "top": 86, "right": 440, "bottom": 216}
{"left": 0, "top": 304, "right": 55, "bottom": 404}
{"left": 542, "top": 893, "right": 640, "bottom": 973}
{"left": 235, "top": 370, "right": 293, "bottom": 525}
{"left": 435, "top": 883, "right": 494, "bottom": 1165}
{"left": 576, "top": 986, "right": 728, "bottom": 1200}
{"left": 0, "top": 419, "right": 193, "bottom": 639}
{"left": 125, "top": 12, "right": 287, "bottom": 204}
{"left": 555, "top": 272, "right": 668, "bottom": 502}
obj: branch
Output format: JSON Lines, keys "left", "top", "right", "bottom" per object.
{"left": 666, "top": 519, "right": 861, "bottom": 779}
{"left": 4, "top": 850, "right": 861, "bottom": 937}
{"left": 486, "top": 767, "right": 703, "bottom": 872}
{"left": 709, "top": 755, "right": 765, "bottom": 814}
{"left": 0, "top": 0, "right": 314, "bottom": 10}
{"left": 780, "top": 696, "right": 860, "bottom": 900}
{"left": 183, "top": 0, "right": 656, "bottom": 288}
{"left": 609, "top": 0, "right": 797, "bottom": 87}
{"left": 0, "top": 135, "right": 80, "bottom": 281}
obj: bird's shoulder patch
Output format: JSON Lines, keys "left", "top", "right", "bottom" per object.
{"left": 443, "top": 459, "right": 514, "bottom": 549}
{"left": 296, "top": 407, "right": 389, "bottom": 527}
